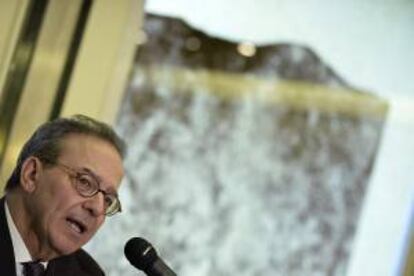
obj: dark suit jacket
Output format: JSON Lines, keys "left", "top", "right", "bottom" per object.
{"left": 0, "top": 197, "right": 104, "bottom": 275}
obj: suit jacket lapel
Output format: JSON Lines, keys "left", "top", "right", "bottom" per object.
{"left": 0, "top": 197, "right": 17, "bottom": 276}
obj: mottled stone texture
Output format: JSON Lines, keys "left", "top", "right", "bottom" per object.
{"left": 87, "top": 14, "right": 387, "bottom": 275}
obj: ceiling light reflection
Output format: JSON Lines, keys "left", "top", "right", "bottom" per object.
{"left": 237, "top": 42, "right": 256, "bottom": 57}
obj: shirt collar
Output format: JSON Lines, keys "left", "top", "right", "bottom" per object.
{"left": 4, "top": 201, "right": 32, "bottom": 264}
{"left": 5, "top": 201, "right": 48, "bottom": 270}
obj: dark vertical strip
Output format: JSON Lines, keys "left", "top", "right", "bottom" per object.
{"left": 49, "top": 0, "right": 93, "bottom": 120}
{"left": 0, "top": 0, "right": 49, "bottom": 166}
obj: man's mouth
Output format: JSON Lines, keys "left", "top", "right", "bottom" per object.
{"left": 66, "top": 217, "right": 87, "bottom": 235}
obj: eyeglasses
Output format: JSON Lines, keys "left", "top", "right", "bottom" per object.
{"left": 54, "top": 162, "right": 122, "bottom": 216}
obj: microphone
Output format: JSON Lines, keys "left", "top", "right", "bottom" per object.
{"left": 124, "top": 237, "right": 177, "bottom": 276}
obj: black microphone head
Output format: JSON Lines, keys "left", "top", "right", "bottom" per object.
{"left": 124, "top": 237, "right": 158, "bottom": 271}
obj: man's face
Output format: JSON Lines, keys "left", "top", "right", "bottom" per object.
{"left": 26, "top": 134, "right": 124, "bottom": 258}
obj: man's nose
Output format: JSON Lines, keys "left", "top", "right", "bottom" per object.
{"left": 83, "top": 192, "right": 106, "bottom": 216}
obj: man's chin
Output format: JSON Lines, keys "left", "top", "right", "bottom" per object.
{"left": 52, "top": 243, "right": 81, "bottom": 257}
{"left": 50, "top": 234, "right": 85, "bottom": 257}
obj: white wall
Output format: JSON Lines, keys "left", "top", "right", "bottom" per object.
{"left": 145, "top": 1, "right": 414, "bottom": 275}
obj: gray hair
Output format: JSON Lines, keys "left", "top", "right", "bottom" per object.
{"left": 4, "top": 114, "right": 125, "bottom": 191}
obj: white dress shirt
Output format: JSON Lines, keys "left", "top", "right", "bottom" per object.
{"left": 5, "top": 201, "right": 47, "bottom": 275}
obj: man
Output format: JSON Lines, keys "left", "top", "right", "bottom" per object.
{"left": 0, "top": 115, "right": 125, "bottom": 275}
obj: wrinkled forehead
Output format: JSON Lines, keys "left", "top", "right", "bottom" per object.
{"left": 56, "top": 132, "right": 123, "bottom": 159}
{"left": 58, "top": 134, "right": 125, "bottom": 190}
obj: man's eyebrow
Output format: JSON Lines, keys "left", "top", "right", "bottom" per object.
{"left": 80, "top": 167, "right": 101, "bottom": 181}
{"left": 81, "top": 167, "right": 118, "bottom": 195}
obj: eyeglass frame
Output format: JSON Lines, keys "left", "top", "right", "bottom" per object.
{"left": 51, "top": 161, "right": 122, "bottom": 216}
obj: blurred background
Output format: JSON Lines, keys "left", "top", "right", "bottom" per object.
{"left": 0, "top": 0, "right": 413, "bottom": 275}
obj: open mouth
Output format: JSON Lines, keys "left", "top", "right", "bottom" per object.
{"left": 66, "top": 217, "right": 87, "bottom": 235}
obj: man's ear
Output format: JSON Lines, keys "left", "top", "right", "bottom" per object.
{"left": 20, "top": 156, "right": 42, "bottom": 193}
